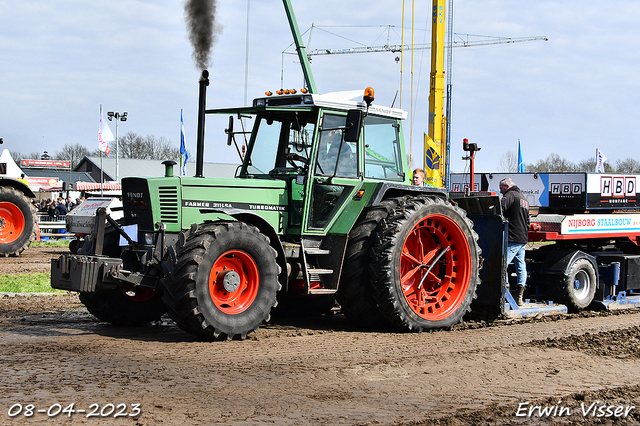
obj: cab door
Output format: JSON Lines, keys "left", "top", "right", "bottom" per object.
{"left": 302, "top": 113, "right": 362, "bottom": 234}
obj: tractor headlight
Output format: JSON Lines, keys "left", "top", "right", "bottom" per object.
{"left": 144, "top": 233, "right": 155, "bottom": 245}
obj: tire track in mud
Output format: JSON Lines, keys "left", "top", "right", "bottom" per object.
{"left": 138, "top": 312, "right": 640, "bottom": 366}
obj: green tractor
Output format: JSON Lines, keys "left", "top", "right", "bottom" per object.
{"left": 51, "top": 71, "right": 481, "bottom": 340}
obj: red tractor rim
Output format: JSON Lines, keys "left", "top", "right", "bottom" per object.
{"left": 0, "top": 202, "right": 25, "bottom": 244}
{"left": 399, "top": 214, "right": 471, "bottom": 321}
{"left": 209, "top": 250, "right": 259, "bottom": 315}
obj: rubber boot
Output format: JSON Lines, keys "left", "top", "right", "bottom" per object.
{"left": 515, "top": 285, "right": 525, "bottom": 306}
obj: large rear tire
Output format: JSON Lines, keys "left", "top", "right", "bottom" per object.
{"left": 79, "top": 287, "right": 166, "bottom": 326}
{"left": 549, "top": 258, "right": 597, "bottom": 312}
{"left": 371, "top": 197, "right": 481, "bottom": 332}
{"left": 0, "top": 187, "right": 37, "bottom": 257}
{"left": 336, "top": 198, "right": 402, "bottom": 329}
{"left": 161, "top": 222, "right": 281, "bottom": 341}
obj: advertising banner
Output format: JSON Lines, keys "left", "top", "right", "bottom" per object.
{"left": 451, "top": 173, "right": 640, "bottom": 211}
{"left": 21, "top": 159, "right": 70, "bottom": 168}
{"left": 560, "top": 213, "right": 640, "bottom": 235}
{"left": 585, "top": 174, "right": 639, "bottom": 208}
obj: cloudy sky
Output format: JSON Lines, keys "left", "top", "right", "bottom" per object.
{"left": 1, "top": 0, "right": 639, "bottom": 174}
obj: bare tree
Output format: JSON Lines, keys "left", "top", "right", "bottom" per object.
{"left": 114, "top": 132, "right": 179, "bottom": 161}
{"left": 498, "top": 150, "right": 518, "bottom": 172}
{"left": 615, "top": 158, "right": 640, "bottom": 173}
{"left": 575, "top": 158, "right": 596, "bottom": 172}
{"left": 10, "top": 151, "right": 22, "bottom": 163}
{"left": 577, "top": 157, "right": 614, "bottom": 172}
{"left": 11, "top": 151, "right": 42, "bottom": 163}
{"left": 55, "top": 144, "right": 90, "bottom": 169}
{"left": 526, "top": 153, "right": 576, "bottom": 173}
{"left": 151, "top": 136, "right": 181, "bottom": 161}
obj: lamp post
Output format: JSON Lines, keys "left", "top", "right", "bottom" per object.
{"left": 107, "top": 111, "right": 128, "bottom": 181}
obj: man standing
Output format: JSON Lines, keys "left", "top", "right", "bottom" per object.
{"left": 499, "top": 177, "right": 530, "bottom": 306}
{"left": 66, "top": 196, "right": 75, "bottom": 211}
{"left": 55, "top": 199, "right": 68, "bottom": 216}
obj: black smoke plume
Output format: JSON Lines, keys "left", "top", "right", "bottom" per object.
{"left": 184, "top": 0, "right": 221, "bottom": 70}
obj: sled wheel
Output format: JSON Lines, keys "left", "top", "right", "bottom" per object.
{"left": 0, "top": 187, "right": 37, "bottom": 256}
{"left": 162, "top": 222, "right": 281, "bottom": 341}
{"left": 550, "top": 258, "right": 597, "bottom": 312}
{"left": 372, "top": 197, "right": 481, "bottom": 331}
{"left": 79, "top": 287, "right": 166, "bottom": 326}
{"left": 336, "top": 197, "right": 403, "bottom": 329}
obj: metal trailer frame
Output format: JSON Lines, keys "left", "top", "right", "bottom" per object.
{"left": 455, "top": 194, "right": 640, "bottom": 319}
{"left": 453, "top": 195, "right": 569, "bottom": 319}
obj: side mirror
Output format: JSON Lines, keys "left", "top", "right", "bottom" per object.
{"left": 344, "top": 109, "right": 363, "bottom": 142}
{"left": 225, "top": 116, "right": 234, "bottom": 146}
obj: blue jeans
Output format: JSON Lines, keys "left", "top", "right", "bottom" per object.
{"left": 506, "top": 243, "right": 527, "bottom": 288}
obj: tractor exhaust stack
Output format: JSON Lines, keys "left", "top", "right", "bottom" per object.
{"left": 195, "top": 69, "right": 209, "bottom": 178}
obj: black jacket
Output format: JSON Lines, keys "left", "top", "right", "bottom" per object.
{"left": 501, "top": 186, "right": 530, "bottom": 244}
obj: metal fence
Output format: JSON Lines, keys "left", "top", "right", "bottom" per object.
{"left": 37, "top": 214, "right": 71, "bottom": 239}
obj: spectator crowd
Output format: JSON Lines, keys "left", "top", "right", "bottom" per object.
{"left": 32, "top": 196, "right": 84, "bottom": 219}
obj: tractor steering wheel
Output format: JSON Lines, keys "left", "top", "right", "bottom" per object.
{"left": 287, "top": 152, "right": 308, "bottom": 169}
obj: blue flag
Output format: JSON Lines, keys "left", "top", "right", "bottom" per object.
{"left": 517, "top": 140, "right": 524, "bottom": 173}
{"left": 180, "top": 110, "right": 189, "bottom": 176}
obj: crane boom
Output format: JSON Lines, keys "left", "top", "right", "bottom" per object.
{"left": 282, "top": 0, "right": 317, "bottom": 93}
{"left": 306, "top": 35, "right": 547, "bottom": 57}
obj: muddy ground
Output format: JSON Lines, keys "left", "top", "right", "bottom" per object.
{"left": 0, "top": 246, "right": 639, "bottom": 425}
{"left": 0, "top": 245, "right": 69, "bottom": 276}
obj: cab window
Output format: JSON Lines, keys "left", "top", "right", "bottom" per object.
{"left": 315, "top": 114, "right": 357, "bottom": 177}
{"left": 244, "top": 113, "right": 315, "bottom": 175}
{"left": 363, "top": 116, "right": 403, "bottom": 181}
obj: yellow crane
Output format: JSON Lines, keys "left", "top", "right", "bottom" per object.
{"left": 425, "top": 0, "right": 446, "bottom": 187}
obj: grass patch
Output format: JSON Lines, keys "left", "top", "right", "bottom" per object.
{"left": 32, "top": 240, "right": 71, "bottom": 248}
{"left": 0, "top": 273, "right": 63, "bottom": 293}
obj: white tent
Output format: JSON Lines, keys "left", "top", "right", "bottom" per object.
{"left": 0, "top": 149, "right": 25, "bottom": 178}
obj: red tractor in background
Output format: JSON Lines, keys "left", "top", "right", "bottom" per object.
{"left": 0, "top": 177, "right": 37, "bottom": 256}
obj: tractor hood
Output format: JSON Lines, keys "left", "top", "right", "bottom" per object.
{"left": 123, "top": 176, "right": 288, "bottom": 235}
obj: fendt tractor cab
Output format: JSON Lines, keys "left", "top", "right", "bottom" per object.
{"left": 51, "top": 72, "right": 482, "bottom": 341}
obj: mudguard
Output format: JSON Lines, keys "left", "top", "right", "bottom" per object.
{"left": 541, "top": 248, "right": 598, "bottom": 281}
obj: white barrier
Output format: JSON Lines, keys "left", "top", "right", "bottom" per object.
{"left": 37, "top": 214, "right": 71, "bottom": 238}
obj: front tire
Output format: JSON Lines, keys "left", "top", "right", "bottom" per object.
{"left": 162, "top": 222, "right": 281, "bottom": 341}
{"left": 371, "top": 197, "right": 481, "bottom": 332}
{"left": 79, "top": 287, "right": 166, "bottom": 326}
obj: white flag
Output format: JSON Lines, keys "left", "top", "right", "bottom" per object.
{"left": 99, "top": 105, "right": 114, "bottom": 154}
{"left": 595, "top": 149, "right": 607, "bottom": 173}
